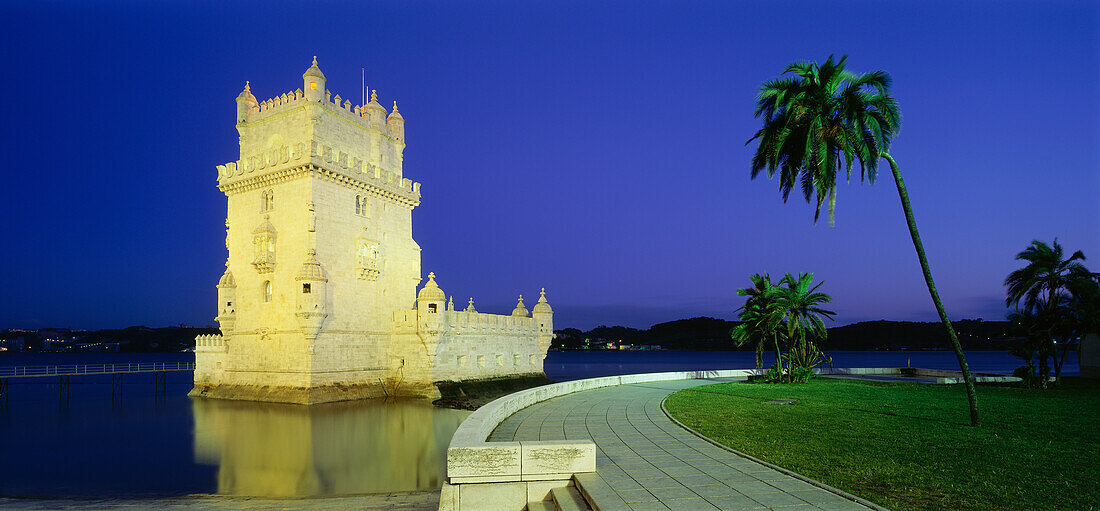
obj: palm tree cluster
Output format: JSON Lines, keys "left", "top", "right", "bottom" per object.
{"left": 1005, "top": 239, "right": 1098, "bottom": 387}
{"left": 731, "top": 273, "right": 834, "bottom": 383}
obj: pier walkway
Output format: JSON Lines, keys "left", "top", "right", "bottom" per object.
{"left": 488, "top": 378, "right": 876, "bottom": 511}
{"left": 0, "top": 362, "right": 195, "bottom": 378}
{"left": 0, "top": 363, "right": 195, "bottom": 403}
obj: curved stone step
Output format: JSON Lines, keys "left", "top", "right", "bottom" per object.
{"left": 573, "top": 473, "right": 629, "bottom": 511}
{"left": 550, "top": 485, "right": 591, "bottom": 511}
{"left": 527, "top": 500, "right": 554, "bottom": 511}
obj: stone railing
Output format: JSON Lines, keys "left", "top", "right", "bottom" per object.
{"left": 450, "top": 311, "right": 537, "bottom": 334}
{"left": 392, "top": 310, "right": 538, "bottom": 335}
{"left": 440, "top": 368, "right": 760, "bottom": 510}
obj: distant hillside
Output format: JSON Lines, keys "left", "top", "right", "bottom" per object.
{"left": 553, "top": 317, "right": 1012, "bottom": 351}
{"left": 2, "top": 326, "right": 220, "bottom": 353}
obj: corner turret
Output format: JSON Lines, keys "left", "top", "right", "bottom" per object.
{"left": 417, "top": 272, "right": 446, "bottom": 315}
{"left": 235, "top": 81, "right": 258, "bottom": 124}
{"left": 511, "top": 295, "right": 529, "bottom": 317}
{"left": 303, "top": 56, "right": 326, "bottom": 102}
{"left": 387, "top": 101, "right": 405, "bottom": 143}
{"left": 215, "top": 265, "right": 237, "bottom": 333}
{"left": 365, "top": 90, "right": 387, "bottom": 129}
{"left": 295, "top": 249, "right": 329, "bottom": 340}
{"left": 532, "top": 288, "right": 554, "bottom": 354}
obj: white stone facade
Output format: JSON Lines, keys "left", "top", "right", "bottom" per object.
{"left": 191, "top": 58, "right": 553, "bottom": 404}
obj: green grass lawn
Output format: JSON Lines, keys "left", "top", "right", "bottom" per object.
{"left": 664, "top": 377, "right": 1100, "bottom": 511}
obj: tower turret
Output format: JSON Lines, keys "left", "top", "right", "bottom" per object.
{"left": 295, "top": 249, "right": 328, "bottom": 340}
{"left": 235, "top": 81, "right": 258, "bottom": 124}
{"left": 417, "top": 272, "right": 446, "bottom": 316}
{"left": 302, "top": 56, "right": 326, "bottom": 102}
{"left": 387, "top": 101, "right": 405, "bottom": 143}
{"left": 511, "top": 295, "right": 529, "bottom": 317}
{"left": 532, "top": 288, "right": 554, "bottom": 353}
{"left": 365, "top": 90, "right": 387, "bottom": 129}
{"left": 215, "top": 266, "right": 237, "bottom": 333}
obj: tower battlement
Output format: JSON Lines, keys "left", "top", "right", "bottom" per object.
{"left": 215, "top": 140, "right": 420, "bottom": 203}
{"left": 243, "top": 87, "right": 404, "bottom": 142}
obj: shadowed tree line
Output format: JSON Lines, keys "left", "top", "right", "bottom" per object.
{"left": 1005, "top": 239, "right": 1098, "bottom": 387}
{"left": 552, "top": 318, "right": 1013, "bottom": 352}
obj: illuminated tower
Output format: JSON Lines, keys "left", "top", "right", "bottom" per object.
{"left": 193, "top": 57, "right": 422, "bottom": 403}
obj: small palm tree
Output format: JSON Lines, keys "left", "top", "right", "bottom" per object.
{"left": 1005, "top": 239, "right": 1088, "bottom": 313}
{"left": 732, "top": 273, "right": 784, "bottom": 369}
{"left": 775, "top": 273, "right": 835, "bottom": 372}
{"left": 747, "top": 55, "right": 982, "bottom": 425}
{"left": 1005, "top": 239, "right": 1091, "bottom": 383}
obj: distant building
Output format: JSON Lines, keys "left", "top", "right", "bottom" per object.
{"left": 192, "top": 58, "right": 554, "bottom": 405}
{"left": 0, "top": 335, "right": 26, "bottom": 352}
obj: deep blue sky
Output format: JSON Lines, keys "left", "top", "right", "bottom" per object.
{"left": 1, "top": 1, "right": 1096, "bottom": 331}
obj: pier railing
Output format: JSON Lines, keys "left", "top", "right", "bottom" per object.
{"left": 0, "top": 362, "right": 196, "bottom": 378}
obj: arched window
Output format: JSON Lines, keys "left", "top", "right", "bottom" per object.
{"left": 260, "top": 189, "right": 275, "bottom": 212}
{"left": 252, "top": 219, "right": 277, "bottom": 273}
{"left": 262, "top": 280, "right": 272, "bottom": 302}
{"left": 355, "top": 195, "right": 369, "bottom": 217}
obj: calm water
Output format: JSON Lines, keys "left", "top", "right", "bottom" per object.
{"left": 0, "top": 350, "right": 1076, "bottom": 497}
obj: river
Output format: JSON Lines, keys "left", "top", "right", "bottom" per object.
{"left": 0, "top": 350, "right": 1075, "bottom": 497}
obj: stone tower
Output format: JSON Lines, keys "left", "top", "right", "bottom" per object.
{"left": 193, "top": 57, "right": 553, "bottom": 404}
{"left": 193, "top": 57, "right": 424, "bottom": 403}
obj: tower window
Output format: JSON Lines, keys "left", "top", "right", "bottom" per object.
{"left": 260, "top": 189, "right": 275, "bottom": 212}
{"left": 302, "top": 283, "right": 311, "bottom": 294}
{"left": 310, "top": 82, "right": 317, "bottom": 90}
{"left": 263, "top": 280, "right": 272, "bottom": 302}
{"left": 355, "top": 195, "right": 369, "bottom": 217}
{"left": 252, "top": 227, "right": 276, "bottom": 273}
{"left": 428, "top": 303, "right": 437, "bottom": 313}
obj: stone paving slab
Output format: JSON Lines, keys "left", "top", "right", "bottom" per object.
{"left": 488, "top": 379, "right": 874, "bottom": 511}
{"left": 0, "top": 492, "right": 439, "bottom": 510}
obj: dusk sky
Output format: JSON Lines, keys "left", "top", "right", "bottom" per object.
{"left": 1, "top": 1, "right": 1096, "bottom": 331}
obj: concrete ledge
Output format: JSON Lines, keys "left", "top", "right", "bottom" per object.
{"left": 819, "top": 367, "right": 1037, "bottom": 385}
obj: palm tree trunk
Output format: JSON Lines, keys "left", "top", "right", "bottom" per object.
{"left": 882, "top": 153, "right": 981, "bottom": 427}
{"left": 774, "top": 334, "right": 783, "bottom": 377}
{"left": 828, "top": 186, "right": 837, "bottom": 228}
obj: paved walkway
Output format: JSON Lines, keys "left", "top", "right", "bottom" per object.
{"left": 488, "top": 379, "right": 873, "bottom": 511}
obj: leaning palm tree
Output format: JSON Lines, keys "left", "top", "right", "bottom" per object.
{"left": 747, "top": 55, "right": 982, "bottom": 425}
{"left": 775, "top": 273, "right": 835, "bottom": 372}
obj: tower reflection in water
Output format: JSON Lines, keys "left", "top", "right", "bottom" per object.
{"left": 191, "top": 397, "right": 470, "bottom": 496}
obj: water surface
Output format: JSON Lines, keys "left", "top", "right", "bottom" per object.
{"left": 0, "top": 349, "right": 1074, "bottom": 497}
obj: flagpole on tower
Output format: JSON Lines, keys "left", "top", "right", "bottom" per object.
{"left": 362, "top": 67, "right": 366, "bottom": 108}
